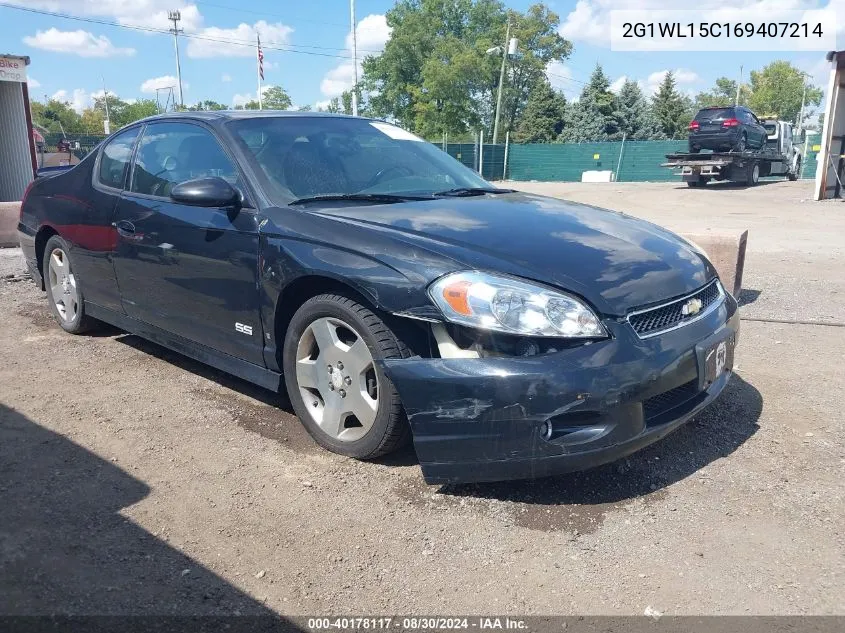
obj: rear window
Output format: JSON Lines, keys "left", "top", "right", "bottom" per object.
{"left": 695, "top": 108, "right": 735, "bottom": 122}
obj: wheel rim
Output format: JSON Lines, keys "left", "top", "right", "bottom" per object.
{"left": 48, "top": 248, "right": 79, "bottom": 322}
{"left": 738, "top": 136, "right": 746, "bottom": 151}
{"left": 295, "top": 316, "right": 379, "bottom": 442}
{"left": 752, "top": 164, "right": 759, "bottom": 182}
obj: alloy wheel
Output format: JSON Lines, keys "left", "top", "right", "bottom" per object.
{"left": 294, "top": 316, "right": 379, "bottom": 442}
{"left": 48, "top": 248, "right": 79, "bottom": 322}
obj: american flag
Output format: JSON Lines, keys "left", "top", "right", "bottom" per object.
{"left": 257, "top": 34, "right": 264, "bottom": 81}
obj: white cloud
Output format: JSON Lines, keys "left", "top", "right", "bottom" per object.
{"left": 221, "top": 74, "right": 232, "bottom": 83}
{"left": 609, "top": 75, "right": 627, "bottom": 94}
{"left": 645, "top": 68, "right": 700, "bottom": 95}
{"left": 314, "top": 99, "right": 333, "bottom": 111}
{"left": 232, "top": 85, "right": 271, "bottom": 107}
{"left": 545, "top": 61, "right": 574, "bottom": 91}
{"left": 320, "top": 14, "right": 392, "bottom": 98}
{"left": 9, "top": 1, "right": 204, "bottom": 31}
{"left": 558, "top": 0, "right": 845, "bottom": 48}
{"left": 23, "top": 28, "right": 135, "bottom": 57}
{"left": 51, "top": 88, "right": 93, "bottom": 114}
{"left": 27, "top": 77, "right": 41, "bottom": 89}
{"left": 187, "top": 20, "right": 293, "bottom": 58}
{"left": 140, "top": 75, "right": 181, "bottom": 93}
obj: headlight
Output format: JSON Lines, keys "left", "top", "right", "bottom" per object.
{"left": 428, "top": 271, "right": 606, "bottom": 338}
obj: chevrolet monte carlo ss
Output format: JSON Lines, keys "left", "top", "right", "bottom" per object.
{"left": 18, "top": 112, "right": 738, "bottom": 484}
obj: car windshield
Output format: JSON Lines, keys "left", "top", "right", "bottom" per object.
{"left": 695, "top": 108, "right": 734, "bottom": 121}
{"left": 227, "top": 116, "right": 493, "bottom": 204}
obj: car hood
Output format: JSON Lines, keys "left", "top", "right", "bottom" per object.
{"left": 309, "top": 192, "right": 716, "bottom": 316}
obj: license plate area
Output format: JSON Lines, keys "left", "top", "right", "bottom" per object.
{"left": 696, "top": 332, "right": 736, "bottom": 390}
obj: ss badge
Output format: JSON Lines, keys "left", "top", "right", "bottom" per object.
{"left": 235, "top": 322, "right": 253, "bottom": 336}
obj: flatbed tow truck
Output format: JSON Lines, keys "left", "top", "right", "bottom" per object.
{"left": 662, "top": 120, "right": 803, "bottom": 187}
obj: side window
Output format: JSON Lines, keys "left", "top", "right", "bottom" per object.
{"left": 98, "top": 128, "right": 139, "bottom": 189}
{"left": 130, "top": 122, "right": 238, "bottom": 197}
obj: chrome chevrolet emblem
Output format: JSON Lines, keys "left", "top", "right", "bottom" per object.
{"left": 681, "top": 298, "right": 703, "bottom": 316}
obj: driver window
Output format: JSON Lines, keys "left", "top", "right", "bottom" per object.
{"left": 130, "top": 122, "right": 238, "bottom": 197}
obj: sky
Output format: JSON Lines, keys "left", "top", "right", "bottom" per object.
{"left": 1, "top": 0, "right": 842, "bottom": 117}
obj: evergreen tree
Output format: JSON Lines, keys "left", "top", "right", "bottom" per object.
{"left": 651, "top": 71, "right": 692, "bottom": 139}
{"left": 513, "top": 80, "right": 566, "bottom": 142}
{"left": 559, "top": 64, "right": 619, "bottom": 142}
{"left": 615, "top": 79, "right": 663, "bottom": 140}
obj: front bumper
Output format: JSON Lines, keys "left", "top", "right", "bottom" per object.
{"left": 382, "top": 292, "right": 739, "bottom": 485}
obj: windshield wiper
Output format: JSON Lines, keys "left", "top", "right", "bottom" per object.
{"left": 432, "top": 187, "right": 516, "bottom": 197}
{"left": 289, "top": 193, "right": 432, "bottom": 205}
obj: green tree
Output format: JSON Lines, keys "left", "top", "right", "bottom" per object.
{"left": 238, "top": 85, "right": 292, "bottom": 111}
{"left": 31, "top": 99, "right": 82, "bottom": 134}
{"left": 651, "top": 71, "right": 692, "bottom": 139}
{"left": 93, "top": 95, "right": 158, "bottom": 128}
{"left": 560, "top": 64, "right": 619, "bottom": 142}
{"left": 693, "top": 77, "right": 746, "bottom": 110}
{"left": 513, "top": 80, "right": 565, "bottom": 142}
{"left": 614, "top": 79, "right": 663, "bottom": 140}
{"left": 363, "top": 0, "right": 571, "bottom": 137}
{"left": 747, "top": 61, "right": 822, "bottom": 124}
{"left": 186, "top": 100, "right": 227, "bottom": 111}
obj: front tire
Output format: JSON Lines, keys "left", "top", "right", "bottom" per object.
{"left": 787, "top": 158, "right": 801, "bottom": 181}
{"left": 42, "top": 235, "right": 98, "bottom": 334}
{"left": 282, "top": 293, "right": 411, "bottom": 459}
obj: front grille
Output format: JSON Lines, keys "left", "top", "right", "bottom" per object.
{"left": 628, "top": 280, "right": 722, "bottom": 338}
{"left": 642, "top": 380, "right": 701, "bottom": 421}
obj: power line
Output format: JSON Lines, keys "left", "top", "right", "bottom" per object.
{"left": 0, "top": 2, "right": 381, "bottom": 58}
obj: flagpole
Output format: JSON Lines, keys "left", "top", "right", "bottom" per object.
{"left": 256, "top": 33, "right": 263, "bottom": 110}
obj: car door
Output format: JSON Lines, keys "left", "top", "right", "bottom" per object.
{"left": 747, "top": 111, "right": 766, "bottom": 148}
{"left": 111, "top": 120, "right": 265, "bottom": 365}
{"left": 55, "top": 127, "right": 140, "bottom": 313}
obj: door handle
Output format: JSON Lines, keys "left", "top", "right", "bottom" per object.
{"left": 112, "top": 220, "right": 135, "bottom": 236}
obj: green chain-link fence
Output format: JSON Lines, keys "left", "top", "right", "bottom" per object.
{"left": 434, "top": 138, "right": 820, "bottom": 182}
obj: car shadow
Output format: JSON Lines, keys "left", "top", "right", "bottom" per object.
{"left": 0, "top": 402, "right": 301, "bottom": 626}
{"left": 674, "top": 179, "right": 781, "bottom": 190}
{"left": 110, "top": 332, "right": 760, "bottom": 505}
{"left": 115, "top": 334, "right": 293, "bottom": 411}
{"left": 437, "top": 373, "right": 762, "bottom": 505}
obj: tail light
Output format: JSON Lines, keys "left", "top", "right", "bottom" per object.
{"left": 722, "top": 118, "right": 740, "bottom": 127}
{"left": 689, "top": 121, "right": 700, "bottom": 131}
{"left": 20, "top": 179, "right": 35, "bottom": 219}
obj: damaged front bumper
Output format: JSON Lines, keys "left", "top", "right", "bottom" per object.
{"left": 382, "top": 293, "right": 739, "bottom": 485}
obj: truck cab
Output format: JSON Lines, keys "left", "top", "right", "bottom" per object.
{"left": 763, "top": 120, "right": 803, "bottom": 178}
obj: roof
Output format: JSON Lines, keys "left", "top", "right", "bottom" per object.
{"left": 0, "top": 54, "right": 30, "bottom": 65}
{"left": 134, "top": 110, "right": 372, "bottom": 124}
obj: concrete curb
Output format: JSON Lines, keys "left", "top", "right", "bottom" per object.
{"left": 0, "top": 202, "right": 20, "bottom": 248}
{"left": 682, "top": 231, "right": 748, "bottom": 298}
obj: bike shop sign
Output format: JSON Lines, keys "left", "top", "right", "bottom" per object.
{"left": 0, "top": 56, "right": 27, "bottom": 83}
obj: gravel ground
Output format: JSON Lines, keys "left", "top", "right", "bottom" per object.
{"left": 0, "top": 181, "right": 843, "bottom": 616}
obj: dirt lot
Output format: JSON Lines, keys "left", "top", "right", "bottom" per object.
{"left": 1, "top": 181, "right": 843, "bottom": 616}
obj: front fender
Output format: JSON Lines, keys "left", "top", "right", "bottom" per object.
{"left": 258, "top": 236, "right": 438, "bottom": 370}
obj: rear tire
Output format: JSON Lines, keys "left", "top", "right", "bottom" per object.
{"left": 734, "top": 133, "right": 747, "bottom": 153}
{"left": 746, "top": 161, "right": 760, "bottom": 186}
{"left": 42, "top": 235, "right": 98, "bottom": 334}
{"left": 688, "top": 143, "right": 700, "bottom": 154}
{"left": 282, "top": 293, "right": 412, "bottom": 459}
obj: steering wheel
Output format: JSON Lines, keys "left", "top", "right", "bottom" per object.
{"left": 363, "top": 165, "right": 413, "bottom": 190}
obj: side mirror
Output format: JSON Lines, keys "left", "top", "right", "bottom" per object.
{"left": 170, "top": 177, "right": 241, "bottom": 208}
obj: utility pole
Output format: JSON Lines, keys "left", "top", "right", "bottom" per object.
{"left": 101, "top": 76, "right": 111, "bottom": 135}
{"left": 734, "top": 65, "right": 743, "bottom": 106}
{"left": 168, "top": 10, "right": 184, "bottom": 108}
{"left": 350, "top": 0, "right": 358, "bottom": 116}
{"left": 797, "top": 72, "right": 808, "bottom": 131}
{"left": 492, "top": 17, "right": 511, "bottom": 145}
